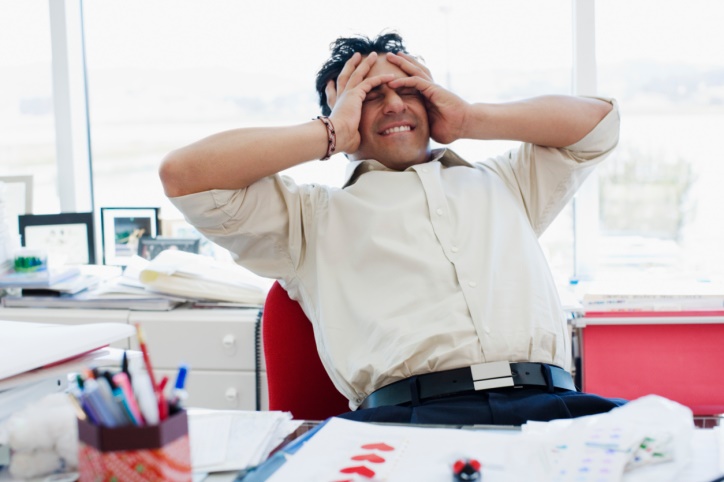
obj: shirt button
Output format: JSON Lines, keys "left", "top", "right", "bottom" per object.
{"left": 468, "top": 281, "right": 477, "bottom": 288}
{"left": 451, "top": 246, "right": 459, "bottom": 253}
{"left": 436, "top": 208, "right": 444, "bottom": 216}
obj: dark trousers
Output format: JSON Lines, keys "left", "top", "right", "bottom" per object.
{"left": 337, "top": 386, "right": 626, "bottom": 426}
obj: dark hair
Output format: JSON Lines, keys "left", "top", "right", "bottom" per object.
{"left": 315, "top": 32, "right": 409, "bottom": 116}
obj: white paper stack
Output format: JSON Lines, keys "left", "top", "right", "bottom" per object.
{"left": 188, "top": 409, "right": 301, "bottom": 473}
{"left": 139, "top": 250, "right": 272, "bottom": 305}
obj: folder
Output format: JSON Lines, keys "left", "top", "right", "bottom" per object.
{"left": 0, "top": 320, "right": 135, "bottom": 380}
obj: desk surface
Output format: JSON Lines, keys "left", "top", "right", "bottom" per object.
{"left": 232, "top": 419, "right": 721, "bottom": 482}
{"left": 0, "top": 420, "right": 720, "bottom": 482}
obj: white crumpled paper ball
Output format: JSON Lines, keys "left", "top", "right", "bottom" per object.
{"left": 2, "top": 392, "right": 78, "bottom": 479}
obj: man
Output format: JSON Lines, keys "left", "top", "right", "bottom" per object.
{"left": 160, "top": 33, "right": 623, "bottom": 425}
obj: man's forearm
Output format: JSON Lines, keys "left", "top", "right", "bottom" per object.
{"left": 159, "top": 120, "right": 329, "bottom": 197}
{"left": 460, "top": 95, "right": 612, "bottom": 148}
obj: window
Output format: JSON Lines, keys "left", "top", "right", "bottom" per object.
{"left": 0, "top": 1, "right": 58, "bottom": 214}
{"left": 596, "top": 0, "right": 724, "bottom": 280}
{"left": 82, "top": 0, "right": 573, "bottom": 272}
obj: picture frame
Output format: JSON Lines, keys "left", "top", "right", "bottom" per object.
{"left": 137, "top": 237, "right": 201, "bottom": 261}
{"left": 1, "top": 175, "right": 34, "bottom": 243}
{"left": 18, "top": 212, "right": 95, "bottom": 265}
{"left": 100, "top": 207, "right": 159, "bottom": 266}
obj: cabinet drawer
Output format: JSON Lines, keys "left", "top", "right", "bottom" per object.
{"left": 155, "top": 368, "right": 268, "bottom": 411}
{"left": 129, "top": 310, "right": 264, "bottom": 371}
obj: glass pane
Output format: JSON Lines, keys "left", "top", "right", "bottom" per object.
{"left": 0, "top": 1, "right": 58, "bottom": 215}
{"left": 84, "top": 0, "right": 572, "bottom": 275}
{"left": 596, "top": 0, "right": 724, "bottom": 281}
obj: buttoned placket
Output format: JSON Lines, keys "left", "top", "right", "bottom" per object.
{"left": 414, "top": 162, "right": 490, "bottom": 351}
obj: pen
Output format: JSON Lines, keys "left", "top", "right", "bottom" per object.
{"left": 158, "top": 376, "right": 169, "bottom": 420}
{"left": 113, "top": 372, "right": 143, "bottom": 426}
{"left": 135, "top": 323, "right": 166, "bottom": 421}
{"left": 100, "top": 370, "right": 117, "bottom": 390}
{"left": 75, "top": 373, "right": 85, "bottom": 390}
{"left": 112, "top": 387, "right": 140, "bottom": 426}
{"left": 121, "top": 350, "right": 131, "bottom": 383}
{"left": 66, "top": 391, "right": 87, "bottom": 422}
{"left": 96, "top": 375, "right": 131, "bottom": 426}
{"left": 70, "top": 384, "right": 99, "bottom": 425}
{"left": 159, "top": 375, "right": 169, "bottom": 393}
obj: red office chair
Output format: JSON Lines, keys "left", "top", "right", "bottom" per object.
{"left": 262, "top": 281, "right": 350, "bottom": 420}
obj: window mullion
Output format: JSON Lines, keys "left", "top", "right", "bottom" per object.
{"left": 48, "top": 0, "right": 92, "bottom": 213}
{"left": 571, "top": 0, "right": 600, "bottom": 281}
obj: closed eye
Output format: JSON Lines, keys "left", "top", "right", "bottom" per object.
{"left": 364, "top": 91, "right": 383, "bottom": 102}
{"left": 398, "top": 87, "right": 419, "bottom": 97}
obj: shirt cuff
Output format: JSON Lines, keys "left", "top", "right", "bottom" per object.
{"left": 565, "top": 97, "right": 620, "bottom": 161}
{"left": 169, "top": 189, "right": 241, "bottom": 229}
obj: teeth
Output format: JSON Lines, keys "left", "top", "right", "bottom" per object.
{"left": 382, "top": 125, "right": 411, "bottom": 135}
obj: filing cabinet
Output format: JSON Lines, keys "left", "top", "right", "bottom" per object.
{"left": 0, "top": 306, "right": 268, "bottom": 410}
{"left": 129, "top": 308, "right": 267, "bottom": 410}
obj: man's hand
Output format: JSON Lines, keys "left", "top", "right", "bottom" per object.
{"left": 325, "top": 52, "right": 395, "bottom": 154}
{"left": 385, "top": 52, "right": 471, "bottom": 144}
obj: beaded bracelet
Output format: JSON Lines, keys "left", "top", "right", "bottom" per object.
{"left": 316, "top": 116, "right": 336, "bottom": 161}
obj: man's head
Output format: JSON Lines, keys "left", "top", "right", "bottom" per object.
{"left": 316, "top": 33, "right": 432, "bottom": 170}
{"left": 316, "top": 33, "right": 408, "bottom": 117}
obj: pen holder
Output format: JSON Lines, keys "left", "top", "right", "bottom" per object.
{"left": 77, "top": 410, "right": 191, "bottom": 482}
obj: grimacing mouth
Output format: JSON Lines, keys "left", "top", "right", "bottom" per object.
{"left": 380, "top": 124, "right": 414, "bottom": 136}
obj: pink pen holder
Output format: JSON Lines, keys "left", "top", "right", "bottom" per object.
{"left": 77, "top": 410, "right": 191, "bottom": 482}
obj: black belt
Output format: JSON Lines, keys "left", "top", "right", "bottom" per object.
{"left": 360, "top": 362, "right": 576, "bottom": 410}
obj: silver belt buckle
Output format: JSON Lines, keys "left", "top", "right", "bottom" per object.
{"left": 470, "top": 361, "right": 514, "bottom": 390}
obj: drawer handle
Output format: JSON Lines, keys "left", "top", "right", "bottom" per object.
{"left": 222, "top": 334, "right": 236, "bottom": 349}
{"left": 225, "top": 388, "right": 238, "bottom": 402}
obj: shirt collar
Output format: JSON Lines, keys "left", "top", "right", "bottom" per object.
{"left": 342, "top": 148, "right": 474, "bottom": 188}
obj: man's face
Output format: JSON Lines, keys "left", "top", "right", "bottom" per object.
{"left": 349, "top": 54, "right": 431, "bottom": 170}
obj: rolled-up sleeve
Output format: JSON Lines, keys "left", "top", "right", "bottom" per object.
{"left": 563, "top": 98, "right": 620, "bottom": 162}
{"left": 483, "top": 98, "right": 620, "bottom": 235}
{"left": 169, "top": 174, "right": 324, "bottom": 280}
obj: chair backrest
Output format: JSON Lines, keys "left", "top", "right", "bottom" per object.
{"left": 262, "top": 281, "right": 350, "bottom": 420}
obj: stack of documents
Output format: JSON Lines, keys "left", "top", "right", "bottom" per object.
{"left": 1, "top": 263, "right": 184, "bottom": 311}
{"left": 0, "top": 265, "right": 81, "bottom": 289}
{"left": 138, "top": 250, "right": 272, "bottom": 306}
{"left": 3, "top": 278, "right": 185, "bottom": 311}
{"left": 582, "top": 280, "right": 724, "bottom": 316}
{"left": 187, "top": 409, "right": 301, "bottom": 473}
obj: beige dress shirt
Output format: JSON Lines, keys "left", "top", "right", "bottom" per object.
{"left": 170, "top": 100, "right": 620, "bottom": 409}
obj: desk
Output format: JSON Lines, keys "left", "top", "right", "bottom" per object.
{"left": 1, "top": 410, "right": 719, "bottom": 482}
{"left": 233, "top": 417, "right": 722, "bottom": 482}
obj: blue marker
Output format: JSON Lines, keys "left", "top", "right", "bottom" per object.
{"left": 171, "top": 364, "right": 189, "bottom": 409}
